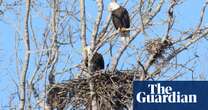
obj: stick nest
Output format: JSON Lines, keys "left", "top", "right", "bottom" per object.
{"left": 145, "top": 38, "right": 173, "bottom": 57}
{"left": 47, "top": 70, "right": 141, "bottom": 109}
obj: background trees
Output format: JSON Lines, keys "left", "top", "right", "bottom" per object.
{"left": 0, "top": 0, "right": 208, "bottom": 109}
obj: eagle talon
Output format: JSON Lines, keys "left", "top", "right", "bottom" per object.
{"left": 118, "top": 27, "right": 121, "bottom": 32}
{"left": 121, "top": 28, "right": 125, "bottom": 32}
{"left": 121, "top": 28, "right": 128, "bottom": 32}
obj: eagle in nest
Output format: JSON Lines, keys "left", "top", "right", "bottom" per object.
{"left": 84, "top": 47, "right": 104, "bottom": 72}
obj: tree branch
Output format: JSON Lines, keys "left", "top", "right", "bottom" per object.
{"left": 19, "top": 0, "right": 31, "bottom": 109}
{"left": 80, "top": 0, "right": 87, "bottom": 61}
{"left": 91, "top": 0, "right": 103, "bottom": 51}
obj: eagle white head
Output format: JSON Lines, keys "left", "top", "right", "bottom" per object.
{"left": 108, "top": 1, "right": 120, "bottom": 12}
{"left": 83, "top": 46, "right": 91, "bottom": 55}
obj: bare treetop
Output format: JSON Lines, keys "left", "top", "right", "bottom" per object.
{"left": 0, "top": 0, "right": 207, "bottom": 109}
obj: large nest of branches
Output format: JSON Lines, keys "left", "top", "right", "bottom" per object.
{"left": 145, "top": 38, "right": 173, "bottom": 58}
{"left": 47, "top": 70, "right": 141, "bottom": 110}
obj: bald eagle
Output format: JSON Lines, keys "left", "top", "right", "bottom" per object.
{"left": 108, "top": 1, "right": 130, "bottom": 43}
{"left": 84, "top": 47, "right": 104, "bottom": 72}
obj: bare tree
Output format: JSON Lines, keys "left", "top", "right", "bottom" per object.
{"left": 0, "top": 0, "right": 208, "bottom": 110}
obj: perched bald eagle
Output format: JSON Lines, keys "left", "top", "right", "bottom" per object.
{"left": 84, "top": 47, "right": 104, "bottom": 72}
{"left": 108, "top": 1, "right": 130, "bottom": 43}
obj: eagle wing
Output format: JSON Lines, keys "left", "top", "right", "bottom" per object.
{"left": 90, "top": 53, "right": 104, "bottom": 72}
{"left": 122, "top": 7, "right": 130, "bottom": 28}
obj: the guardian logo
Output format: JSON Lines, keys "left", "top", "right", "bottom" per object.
{"left": 136, "top": 83, "right": 197, "bottom": 103}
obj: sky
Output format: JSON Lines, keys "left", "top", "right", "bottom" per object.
{"left": 0, "top": 0, "right": 208, "bottom": 109}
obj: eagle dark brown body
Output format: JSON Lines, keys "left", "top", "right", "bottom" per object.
{"left": 111, "top": 6, "right": 130, "bottom": 32}
{"left": 85, "top": 52, "right": 104, "bottom": 72}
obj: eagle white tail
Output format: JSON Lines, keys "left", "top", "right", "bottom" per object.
{"left": 120, "top": 31, "right": 130, "bottom": 44}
